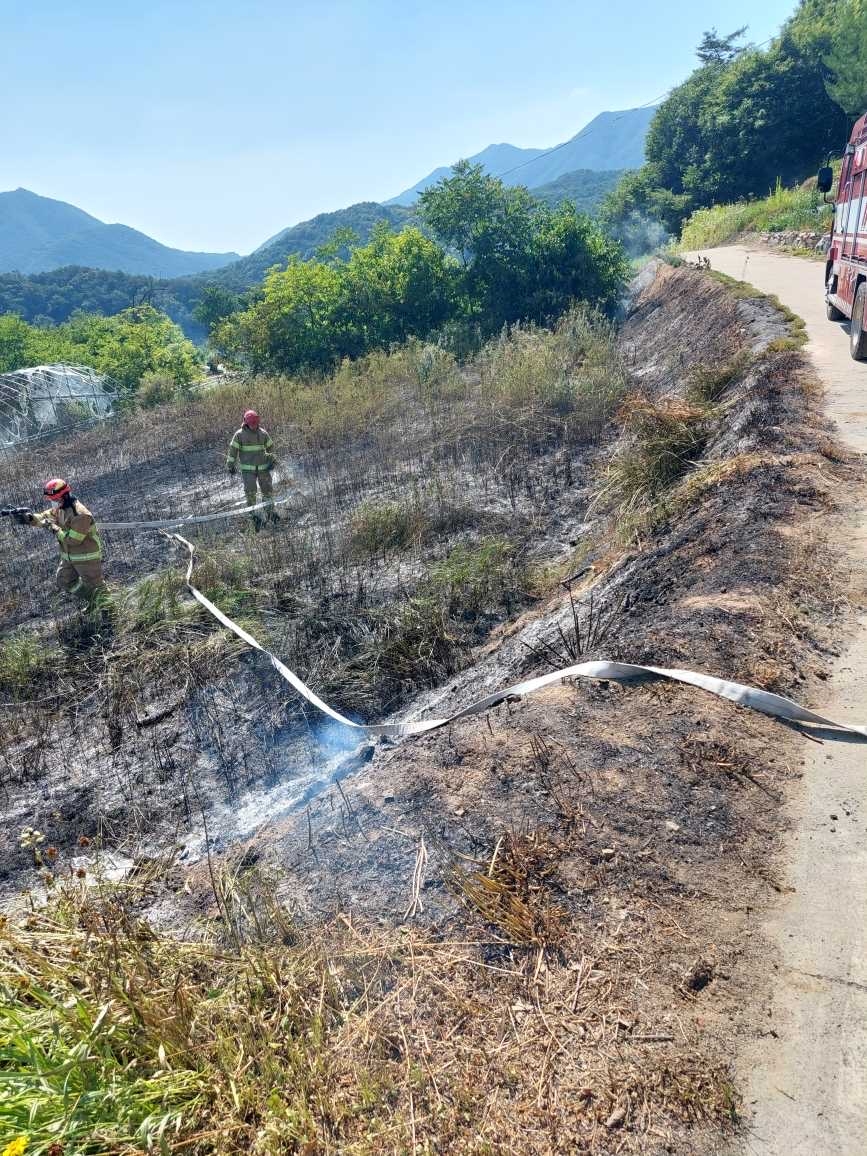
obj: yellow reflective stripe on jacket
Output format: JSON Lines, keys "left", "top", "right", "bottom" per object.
{"left": 60, "top": 548, "right": 103, "bottom": 562}
{"left": 239, "top": 463, "right": 266, "bottom": 471}
{"left": 64, "top": 528, "right": 88, "bottom": 542}
{"left": 237, "top": 443, "right": 267, "bottom": 452}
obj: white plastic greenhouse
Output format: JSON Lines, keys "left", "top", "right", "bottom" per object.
{"left": 0, "top": 364, "right": 116, "bottom": 449}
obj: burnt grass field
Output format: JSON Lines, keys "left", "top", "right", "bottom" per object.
{"left": 0, "top": 262, "right": 860, "bottom": 1154}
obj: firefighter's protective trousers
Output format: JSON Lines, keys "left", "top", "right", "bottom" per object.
{"left": 227, "top": 424, "right": 276, "bottom": 514}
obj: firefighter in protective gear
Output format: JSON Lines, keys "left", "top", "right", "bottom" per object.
{"left": 226, "top": 410, "right": 278, "bottom": 524}
{"left": 22, "top": 479, "right": 106, "bottom": 600}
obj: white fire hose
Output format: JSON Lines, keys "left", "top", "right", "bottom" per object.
{"left": 169, "top": 532, "right": 867, "bottom": 740}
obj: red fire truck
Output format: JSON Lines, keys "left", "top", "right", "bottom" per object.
{"left": 821, "top": 112, "right": 867, "bottom": 358}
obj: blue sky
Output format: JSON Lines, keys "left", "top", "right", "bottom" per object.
{"left": 2, "top": 0, "right": 799, "bottom": 254}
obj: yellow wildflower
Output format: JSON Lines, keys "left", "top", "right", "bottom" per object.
{"left": 2, "top": 1137, "right": 29, "bottom": 1156}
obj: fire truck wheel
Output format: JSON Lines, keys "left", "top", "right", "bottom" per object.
{"left": 850, "top": 283, "right": 867, "bottom": 360}
{"left": 826, "top": 299, "right": 845, "bottom": 321}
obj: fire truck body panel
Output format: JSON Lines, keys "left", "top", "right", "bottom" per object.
{"left": 827, "top": 114, "right": 867, "bottom": 318}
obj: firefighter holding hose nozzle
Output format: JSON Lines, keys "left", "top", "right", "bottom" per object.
{"left": 226, "top": 409, "right": 278, "bottom": 528}
{"left": 13, "top": 478, "right": 106, "bottom": 602}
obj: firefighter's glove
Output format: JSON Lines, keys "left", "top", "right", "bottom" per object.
{"left": 12, "top": 511, "right": 29, "bottom": 525}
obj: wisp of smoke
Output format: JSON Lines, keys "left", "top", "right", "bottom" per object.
{"left": 611, "top": 211, "right": 671, "bottom": 260}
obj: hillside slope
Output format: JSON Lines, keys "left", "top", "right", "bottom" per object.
{"left": 0, "top": 188, "right": 239, "bottom": 276}
{"left": 0, "top": 263, "right": 857, "bottom": 1153}
{"left": 387, "top": 105, "right": 653, "bottom": 204}
{"left": 530, "top": 166, "right": 624, "bottom": 211}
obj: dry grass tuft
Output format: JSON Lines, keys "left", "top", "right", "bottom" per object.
{"left": 452, "top": 829, "right": 569, "bottom": 947}
{"left": 0, "top": 863, "right": 742, "bottom": 1155}
{"left": 600, "top": 395, "right": 711, "bottom": 540}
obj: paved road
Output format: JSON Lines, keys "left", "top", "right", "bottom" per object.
{"left": 687, "top": 246, "right": 867, "bottom": 1155}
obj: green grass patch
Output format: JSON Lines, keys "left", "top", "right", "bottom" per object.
{"left": 680, "top": 179, "right": 832, "bottom": 250}
{"left": 0, "top": 632, "right": 55, "bottom": 697}
{"left": 428, "top": 537, "right": 526, "bottom": 618}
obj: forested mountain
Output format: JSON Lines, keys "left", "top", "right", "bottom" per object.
{"left": 530, "top": 168, "right": 624, "bottom": 212}
{"left": 202, "top": 202, "right": 414, "bottom": 291}
{"left": 0, "top": 266, "right": 203, "bottom": 338}
{"left": 387, "top": 107, "right": 653, "bottom": 205}
{"left": 0, "top": 189, "right": 239, "bottom": 276}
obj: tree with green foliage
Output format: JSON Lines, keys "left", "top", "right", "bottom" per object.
{"left": 0, "top": 306, "right": 201, "bottom": 392}
{"left": 215, "top": 226, "right": 456, "bottom": 375}
{"left": 0, "top": 315, "right": 32, "bottom": 373}
{"left": 696, "top": 26, "right": 747, "bottom": 64}
{"left": 602, "top": 17, "right": 846, "bottom": 238}
{"left": 193, "top": 285, "right": 243, "bottom": 334}
{"left": 824, "top": 0, "right": 867, "bottom": 114}
{"left": 698, "top": 37, "right": 844, "bottom": 204}
{"left": 216, "top": 257, "right": 347, "bottom": 374}
{"left": 419, "top": 162, "right": 626, "bottom": 329}
{"left": 340, "top": 224, "right": 456, "bottom": 348}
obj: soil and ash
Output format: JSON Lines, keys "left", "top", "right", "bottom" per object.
{"left": 0, "top": 263, "right": 859, "bottom": 1153}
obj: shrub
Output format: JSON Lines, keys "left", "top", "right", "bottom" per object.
{"left": 137, "top": 371, "right": 181, "bottom": 409}
{"left": 479, "top": 306, "right": 628, "bottom": 444}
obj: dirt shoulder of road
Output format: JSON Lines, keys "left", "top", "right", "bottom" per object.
{"left": 684, "top": 244, "right": 867, "bottom": 1155}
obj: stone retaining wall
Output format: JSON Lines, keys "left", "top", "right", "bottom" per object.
{"left": 757, "top": 230, "right": 830, "bottom": 254}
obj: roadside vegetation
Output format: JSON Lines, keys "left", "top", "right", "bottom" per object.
{"left": 680, "top": 179, "right": 833, "bottom": 251}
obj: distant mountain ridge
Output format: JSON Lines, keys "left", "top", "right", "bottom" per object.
{"left": 0, "top": 189, "right": 239, "bottom": 277}
{"left": 215, "top": 202, "right": 413, "bottom": 290}
{"left": 387, "top": 106, "right": 654, "bottom": 205}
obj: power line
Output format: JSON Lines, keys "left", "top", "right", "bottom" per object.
{"left": 493, "top": 90, "right": 669, "bottom": 181}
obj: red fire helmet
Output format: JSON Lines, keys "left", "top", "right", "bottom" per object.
{"left": 243, "top": 409, "right": 260, "bottom": 429}
{"left": 43, "top": 478, "right": 70, "bottom": 502}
